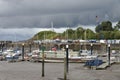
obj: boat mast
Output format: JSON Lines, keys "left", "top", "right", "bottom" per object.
{"left": 50, "top": 22, "right": 54, "bottom": 50}
{"left": 14, "top": 32, "right": 18, "bottom": 49}
{"left": 84, "top": 29, "right": 87, "bottom": 50}
{"left": 51, "top": 22, "right": 54, "bottom": 32}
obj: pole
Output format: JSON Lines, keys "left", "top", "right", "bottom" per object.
{"left": 22, "top": 43, "right": 24, "bottom": 61}
{"left": 108, "top": 44, "right": 110, "bottom": 66}
{"left": 66, "top": 45, "right": 69, "bottom": 73}
{"left": 42, "top": 45, "right": 45, "bottom": 77}
{"left": 91, "top": 43, "right": 93, "bottom": 55}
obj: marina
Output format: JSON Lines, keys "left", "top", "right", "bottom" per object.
{"left": 0, "top": 0, "right": 120, "bottom": 80}
{"left": 0, "top": 41, "right": 119, "bottom": 80}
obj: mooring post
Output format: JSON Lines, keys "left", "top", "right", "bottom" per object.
{"left": 66, "top": 44, "right": 69, "bottom": 73}
{"left": 108, "top": 44, "right": 111, "bottom": 66}
{"left": 42, "top": 45, "right": 45, "bottom": 77}
{"left": 22, "top": 43, "right": 24, "bottom": 61}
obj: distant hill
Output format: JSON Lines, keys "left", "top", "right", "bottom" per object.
{"left": 29, "top": 30, "right": 63, "bottom": 41}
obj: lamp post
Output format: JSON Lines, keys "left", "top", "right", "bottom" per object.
{"left": 22, "top": 43, "right": 25, "bottom": 61}
{"left": 108, "top": 44, "right": 111, "bottom": 66}
{"left": 66, "top": 44, "right": 69, "bottom": 73}
{"left": 91, "top": 43, "right": 93, "bottom": 55}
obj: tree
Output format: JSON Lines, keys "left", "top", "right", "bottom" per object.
{"left": 95, "top": 21, "right": 113, "bottom": 32}
{"left": 76, "top": 27, "right": 85, "bottom": 39}
{"left": 101, "top": 31, "right": 112, "bottom": 39}
{"left": 85, "top": 29, "right": 96, "bottom": 39}
{"left": 114, "top": 30, "right": 120, "bottom": 39}
{"left": 95, "top": 24, "right": 102, "bottom": 33}
{"left": 62, "top": 28, "right": 75, "bottom": 39}
{"left": 34, "top": 31, "right": 57, "bottom": 40}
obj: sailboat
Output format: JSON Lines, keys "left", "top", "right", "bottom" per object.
{"left": 5, "top": 33, "right": 22, "bottom": 61}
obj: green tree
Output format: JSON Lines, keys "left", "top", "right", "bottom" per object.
{"left": 76, "top": 27, "right": 85, "bottom": 39}
{"left": 34, "top": 31, "right": 57, "bottom": 40}
{"left": 85, "top": 29, "right": 96, "bottom": 39}
{"left": 114, "top": 30, "right": 120, "bottom": 39}
{"left": 101, "top": 31, "right": 112, "bottom": 39}
{"left": 95, "top": 21, "right": 113, "bottom": 32}
{"left": 62, "top": 28, "right": 75, "bottom": 39}
{"left": 95, "top": 25, "right": 102, "bottom": 33}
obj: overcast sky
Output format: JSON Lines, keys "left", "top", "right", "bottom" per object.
{"left": 0, "top": 0, "right": 120, "bottom": 41}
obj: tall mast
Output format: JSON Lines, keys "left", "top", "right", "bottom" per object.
{"left": 50, "top": 22, "right": 54, "bottom": 50}
{"left": 84, "top": 29, "right": 87, "bottom": 50}
{"left": 51, "top": 22, "right": 54, "bottom": 32}
{"left": 66, "top": 26, "right": 69, "bottom": 40}
{"left": 14, "top": 32, "right": 18, "bottom": 48}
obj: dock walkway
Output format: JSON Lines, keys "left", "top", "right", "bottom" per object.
{"left": 96, "top": 61, "right": 115, "bottom": 70}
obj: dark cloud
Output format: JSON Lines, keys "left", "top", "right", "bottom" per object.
{"left": 0, "top": 0, "right": 120, "bottom": 28}
{"left": 0, "top": 0, "right": 120, "bottom": 41}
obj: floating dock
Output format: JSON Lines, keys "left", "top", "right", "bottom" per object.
{"left": 96, "top": 61, "right": 115, "bottom": 70}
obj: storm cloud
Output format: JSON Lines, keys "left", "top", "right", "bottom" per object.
{"left": 0, "top": 0, "right": 120, "bottom": 28}
{"left": 0, "top": 0, "right": 120, "bottom": 41}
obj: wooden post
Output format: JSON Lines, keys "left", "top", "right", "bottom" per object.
{"left": 42, "top": 45, "right": 45, "bottom": 77}
{"left": 22, "top": 43, "right": 25, "bottom": 61}
{"left": 108, "top": 44, "right": 110, "bottom": 66}
{"left": 66, "top": 45, "right": 69, "bottom": 73}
